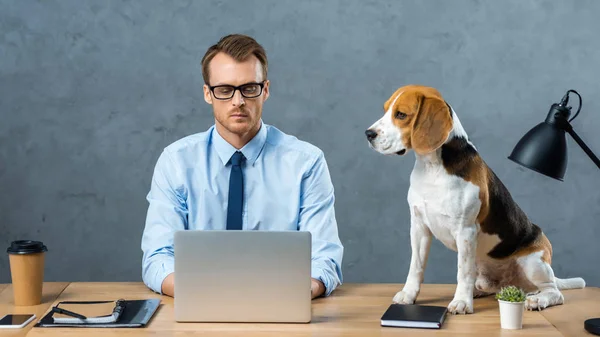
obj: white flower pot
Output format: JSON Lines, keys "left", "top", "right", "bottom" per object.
{"left": 498, "top": 300, "right": 525, "bottom": 329}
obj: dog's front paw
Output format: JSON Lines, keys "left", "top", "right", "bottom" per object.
{"left": 392, "top": 289, "right": 418, "bottom": 304}
{"left": 525, "top": 295, "right": 548, "bottom": 311}
{"left": 525, "top": 291, "right": 563, "bottom": 311}
{"left": 447, "top": 298, "right": 473, "bottom": 314}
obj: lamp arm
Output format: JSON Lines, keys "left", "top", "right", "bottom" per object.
{"left": 564, "top": 125, "right": 600, "bottom": 170}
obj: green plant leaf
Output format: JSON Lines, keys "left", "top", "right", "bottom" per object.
{"left": 495, "top": 285, "right": 526, "bottom": 302}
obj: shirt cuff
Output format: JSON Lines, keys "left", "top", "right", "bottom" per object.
{"left": 311, "top": 262, "right": 341, "bottom": 297}
{"left": 145, "top": 259, "right": 175, "bottom": 295}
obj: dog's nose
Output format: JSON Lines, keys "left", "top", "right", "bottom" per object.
{"left": 365, "top": 129, "right": 378, "bottom": 141}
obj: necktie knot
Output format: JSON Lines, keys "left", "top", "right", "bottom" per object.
{"left": 231, "top": 151, "right": 244, "bottom": 167}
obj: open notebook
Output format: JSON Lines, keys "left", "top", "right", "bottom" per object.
{"left": 52, "top": 300, "right": 125, "bottom": 324}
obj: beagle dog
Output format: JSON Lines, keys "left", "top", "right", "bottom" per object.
{"left": 365, "top": 84, "right": 585, "bottom": 314}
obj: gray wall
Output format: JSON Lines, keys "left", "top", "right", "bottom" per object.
{"left": 2, "top": 0, "right": 599, "bottom": 288}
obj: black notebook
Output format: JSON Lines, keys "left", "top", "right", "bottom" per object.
{"left": 380, "top": 304, "right": 447, "bottom": 329}
{"left": 35, "top": 299, "right": 161, "bottom": 328}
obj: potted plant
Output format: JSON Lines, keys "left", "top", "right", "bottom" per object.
{"left": 495, "top": 285, "right": 526, "bottom": 329}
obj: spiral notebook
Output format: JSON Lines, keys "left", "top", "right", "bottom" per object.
{"left": 52, "top": 299, "right": 126, "bottom": 324}
{"left": 35, "top": 299, "right": 160, "bottom": 328}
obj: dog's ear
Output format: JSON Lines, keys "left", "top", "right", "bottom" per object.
{"left": 411, "top": 94, "right": 453, "bottom": 155}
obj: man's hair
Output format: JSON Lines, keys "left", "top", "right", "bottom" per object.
{"left": 201, "top": 34, "right": 268, "bottom": 84}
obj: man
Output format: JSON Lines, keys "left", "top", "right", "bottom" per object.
{"left": 141, "top": 34, "right": 344, "bottom": 299}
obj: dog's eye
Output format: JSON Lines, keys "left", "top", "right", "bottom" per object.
{"left": 395, "top": 111, "right": 407, "bottom": 119}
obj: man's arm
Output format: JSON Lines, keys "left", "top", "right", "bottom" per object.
{"left": 298, "top": 150, "right": 344, "bottom": 298}
{"left": 141, "top": 149, "right": 187, "bottom": 297}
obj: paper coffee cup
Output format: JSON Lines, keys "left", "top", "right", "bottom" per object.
{"left": 7, "top": 240, "right": 47, "bottom": 306}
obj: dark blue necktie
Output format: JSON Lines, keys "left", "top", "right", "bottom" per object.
{"left": 226, "top": 151, "right": 244, "bottom": 230}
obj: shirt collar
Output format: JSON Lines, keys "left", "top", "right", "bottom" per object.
{"left": 211, "top": 120, "right": 268, "bottom": 167}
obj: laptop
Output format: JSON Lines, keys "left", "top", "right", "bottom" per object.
{"left": 173, "top": 230, "right": 312, "bottom": 323}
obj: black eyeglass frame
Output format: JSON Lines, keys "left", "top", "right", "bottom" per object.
{"left": 207, "top": 81, "right": 266, "bottom": 100}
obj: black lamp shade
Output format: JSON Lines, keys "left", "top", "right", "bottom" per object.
{"left": 508, "top": 122, "right": 567, "bottom": 181}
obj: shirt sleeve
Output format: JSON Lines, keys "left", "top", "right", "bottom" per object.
{"left": 141, "top": 149, "right": 188, "bottom": 294}
{"left": 298, "top": 150, "right": 344, "bottom": 297}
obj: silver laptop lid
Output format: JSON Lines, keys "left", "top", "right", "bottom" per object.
{"left": 174, "top": 230, "right": 312, "bottom": 323}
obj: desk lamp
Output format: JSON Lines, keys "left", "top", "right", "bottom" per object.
{"left": 508, "top": 89, "right": 600, "bottom": 335}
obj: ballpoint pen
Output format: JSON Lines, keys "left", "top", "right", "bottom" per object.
{"left": 51, "top": 306, "right": 87, "bottom": 320}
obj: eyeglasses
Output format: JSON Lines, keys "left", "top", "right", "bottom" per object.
{"left": 208, "top": 81, "right": 265, "bottom": 100}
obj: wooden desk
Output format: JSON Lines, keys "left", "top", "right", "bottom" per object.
{"left": 2, "top": 282, "right": 597, "bottom": 336}
{"left": 0, "top": 283, "right": 69, "bottom": 337}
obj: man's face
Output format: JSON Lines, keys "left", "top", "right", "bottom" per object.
{"left": 203, "top": 52, "right": 270, "bottom": 138}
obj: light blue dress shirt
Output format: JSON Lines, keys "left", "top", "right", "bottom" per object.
{"left": 141, "top": 121, "right": 344, "bottom": 296}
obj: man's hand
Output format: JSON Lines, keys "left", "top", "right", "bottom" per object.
{"left": 161, "top": 273, "right": 175, "bottom": 297}
{"left": 311, "top": 278, "right": 325, "bottom": 299}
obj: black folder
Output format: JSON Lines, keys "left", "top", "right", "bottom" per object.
{"left": 34, "top": 299, "right": 161, "bottom": 328}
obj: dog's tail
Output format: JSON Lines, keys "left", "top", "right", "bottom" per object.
{"left": 555, "top": 276, "right": 586, "bottom": 290}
